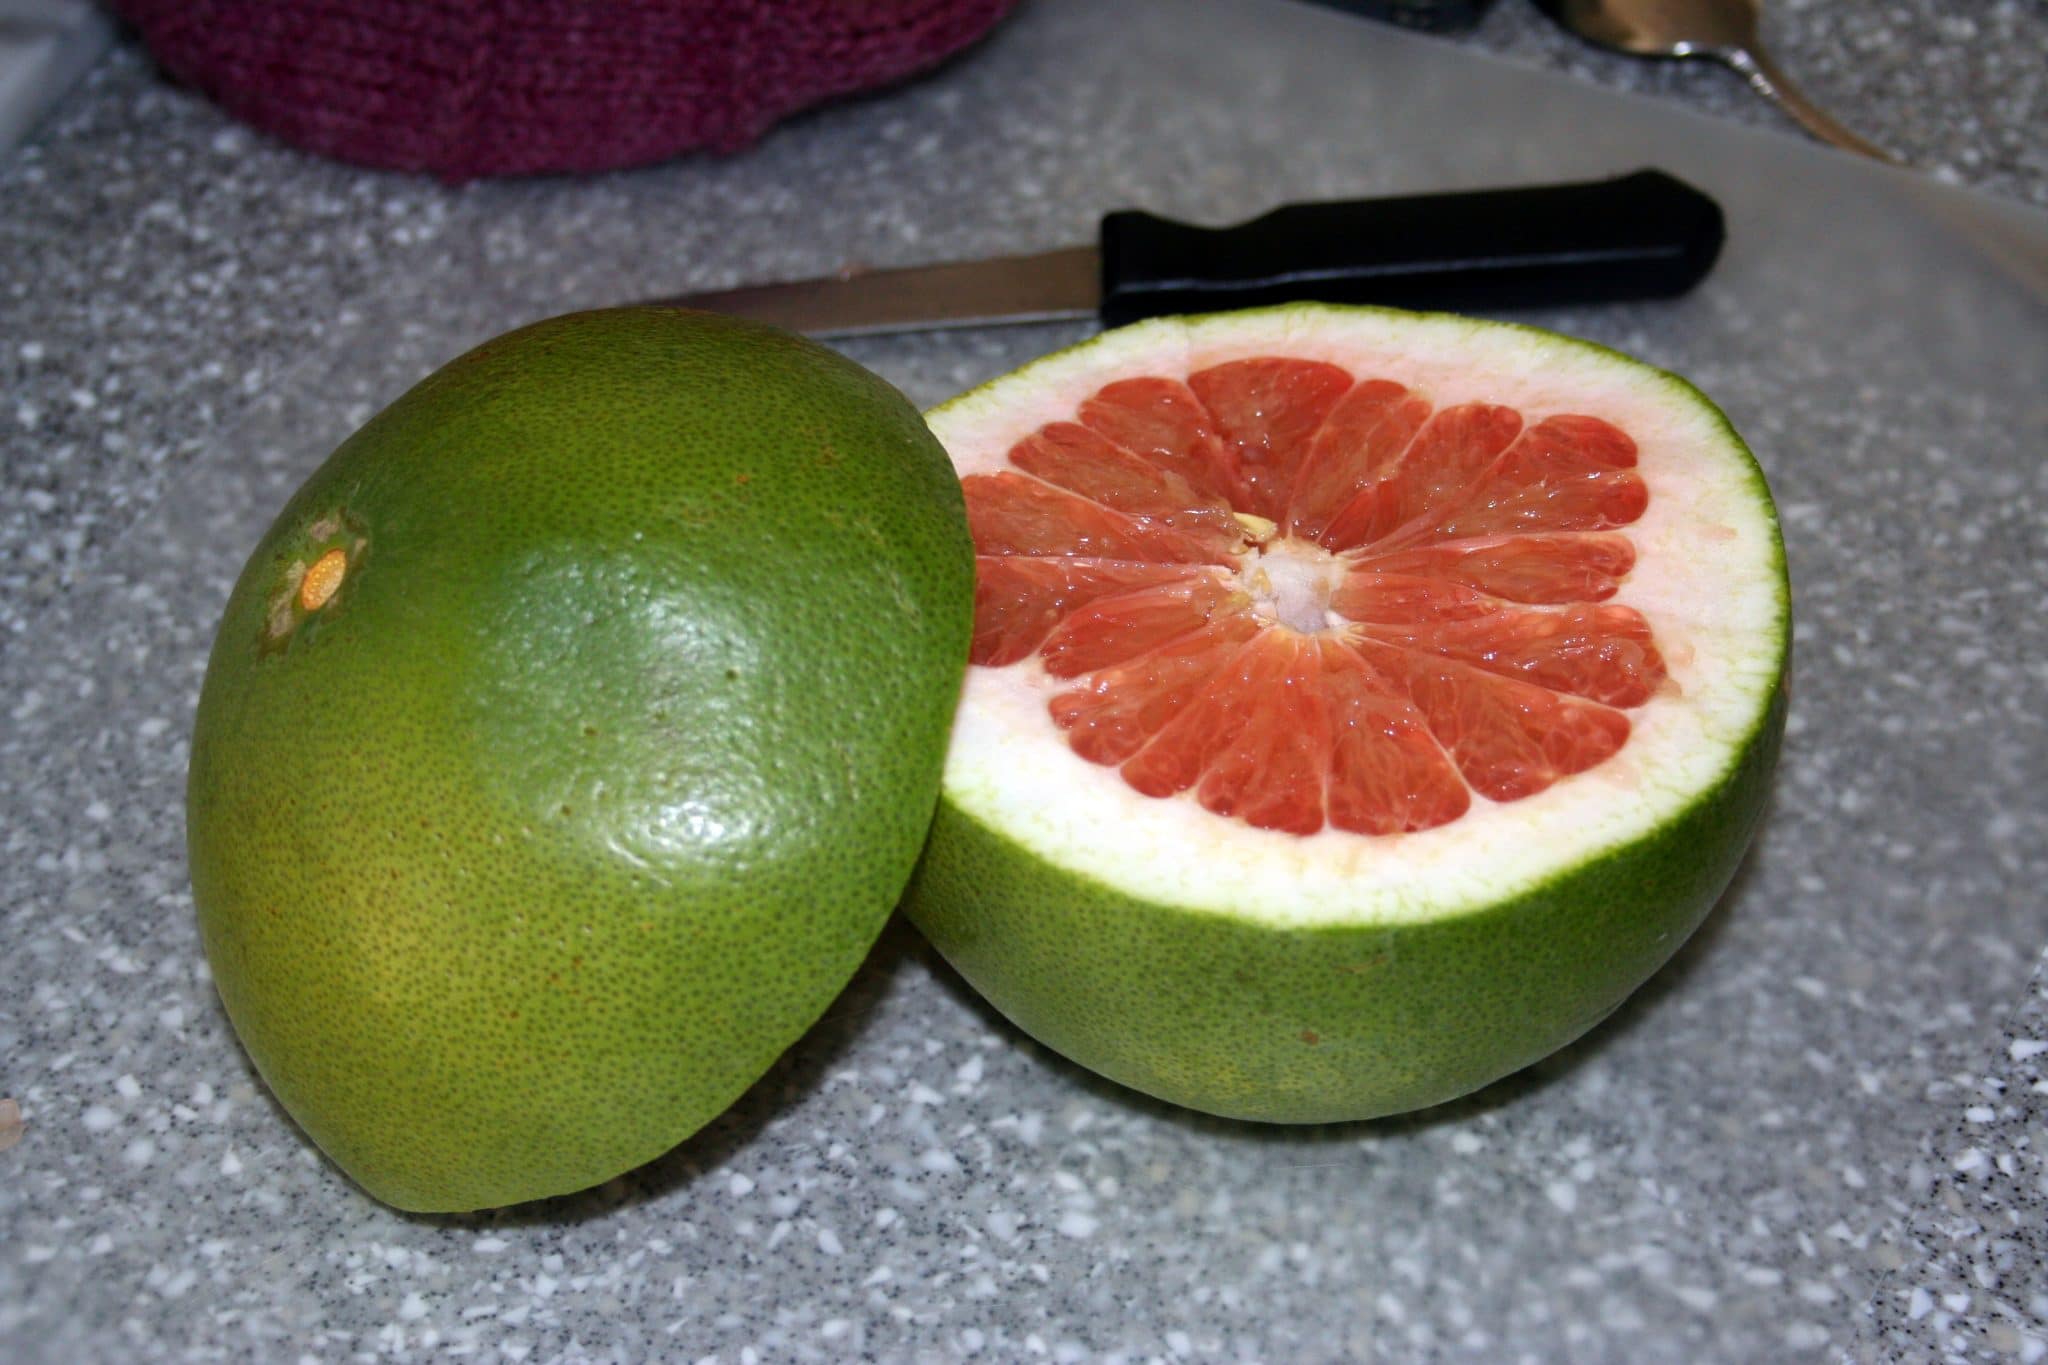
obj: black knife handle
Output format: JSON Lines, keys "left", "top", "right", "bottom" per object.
{"left": 1096, "top": 169, "right": 1724, "bottom": 327}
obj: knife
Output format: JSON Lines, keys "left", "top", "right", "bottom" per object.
{"left": 647, "top": 169, "right": 1723, "bottom": 337}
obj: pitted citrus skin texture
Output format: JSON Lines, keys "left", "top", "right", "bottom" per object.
{"left": 188, "top": 308, "right": 972, "bottom": 1211}
{"left": 904, "top": 305, "right": 1788, "bottom": 1123}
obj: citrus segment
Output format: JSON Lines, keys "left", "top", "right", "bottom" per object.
{"left": 1038, "top": 572, "right": 1244, "bottom": 678}
{"left": 1077, "top": 377, "right": 1249, "bottom": 508}
{"left": 1317, "top": 636, "right": 1471, "bottom": 835}
{"left": 1186, "top": 632, "right": 1330, "bottom": 836}
{"left": 1048, "top": 610, "right": 1265, "bottom": 766}
{"left": 962, "top": 470, "right": 1230, "bottom": 563}
{"left": 1356, "top": 534, "right": 1637, "bottom": 604}
{"left": 1119, "top": 628, "right": 1325, "bottom": 834}
{"left": 1008, "top": 423, "right": 1245, "bottom": 554}
{"left": 1351, "top": 635, "right": 1631, "bottom": 802}
{"left": 1359, "top": 603, "right": 1665, "bottom": 707}
{"left": 971, "top": 557, "right": 1206, "bottom": 666}
{"left": 1285, "top": 379, "right": 1431, "bottom": 543}
{"left": 1398, "top": 414, "right": 1648, "bottom": 546}
{"left": 1329, "top": 570, "right": 1502, "bottom": 624}
{"left": 1185, "top": 358, "right": 1355, "bottom": 518}
{"left": 1335, "top": 401, "right": 1525, "bottom": 549}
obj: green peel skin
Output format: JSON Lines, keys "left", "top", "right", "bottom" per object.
{"left": 188, "top": 309, "right": 973, "bottom": 1210}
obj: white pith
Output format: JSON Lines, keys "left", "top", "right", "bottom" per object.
{"left": 1239, "top": 539, "right": 1344, "bottom": 632}
{"left": 929, "top": 307, "right": 1786, "bottom": 931}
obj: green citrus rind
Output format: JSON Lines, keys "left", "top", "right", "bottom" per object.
{"left": 902, "top": 302, "right": 1789, "bottom": 1122}
{"left": 909, "top": 683, "right": 1783, "bottom": 1122}
{"left": 188, "top": 308, "right": 973, "bottom": 1209}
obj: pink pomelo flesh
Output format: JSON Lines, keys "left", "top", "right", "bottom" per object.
{"left": 964, "top": 358, "right": 1668, "bottom": 837}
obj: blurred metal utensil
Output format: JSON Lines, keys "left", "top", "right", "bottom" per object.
{"left": 1532, "top": 0, "right": 1897, "bottom": 162}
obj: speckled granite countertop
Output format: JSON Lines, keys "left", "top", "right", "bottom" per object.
{"left": 3, "top": 2, "right": 2045, "bottom": 1362}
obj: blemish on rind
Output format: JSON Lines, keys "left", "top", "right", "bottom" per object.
{"left": 299, "top": 548, "right": 349, "bottom": 611}
{"left": 260, "top": 508, "right": 368, "bottom": 651}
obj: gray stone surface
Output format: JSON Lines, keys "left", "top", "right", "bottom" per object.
{"left": 3, "top": 2, "right": 2045, "bottom": 1361}
{"left": 1862, "top": 946, "right": 2048, "bottom": 1361}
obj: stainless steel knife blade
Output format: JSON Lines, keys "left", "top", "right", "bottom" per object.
{"left": 652, "top": 246, "right": 1101, "bottom": 337}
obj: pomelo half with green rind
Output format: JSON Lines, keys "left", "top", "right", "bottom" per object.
{"left": 187, "top": 308, "right": 973, "bottom": 1210}
{"left": 904, "top": 303, "right": 1788, "bottom": 1122}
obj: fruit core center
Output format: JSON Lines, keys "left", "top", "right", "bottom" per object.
{"left": 1236, "top": 538, "right": 1342, "bottom": 634}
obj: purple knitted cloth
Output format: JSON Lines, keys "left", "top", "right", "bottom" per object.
{"left": 113, "top": 0, "right": 1019, "bottom": 179}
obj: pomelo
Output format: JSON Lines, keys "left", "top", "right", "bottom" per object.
{"left": 187, "top": 308, "right": 973, "bottom": 1211}
{"left": 904, "top": 303, "right": 1787, "bottom": 1122}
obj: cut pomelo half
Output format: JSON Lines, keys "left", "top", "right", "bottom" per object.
{"left": 904, "top": 304, "right": 1788, "bottom": 1123}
